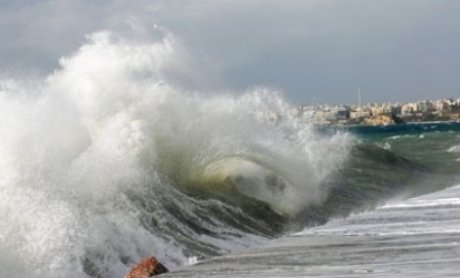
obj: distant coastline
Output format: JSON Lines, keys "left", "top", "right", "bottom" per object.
{"left": 297, "top": 97, "right": 460, "bottom": 126}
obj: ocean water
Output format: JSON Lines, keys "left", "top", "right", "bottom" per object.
{"left": 168, "top": 123, "right": 460, "bottom": 277}
{"left": 1, "top": 31, "right": 460, "bottom": 278}
{"left": 168, "top": 184, "right": 460, "bottom": 277}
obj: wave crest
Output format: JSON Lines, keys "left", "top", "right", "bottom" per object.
{"left": 0, "top": 30, "right": 352, "bottom": 277}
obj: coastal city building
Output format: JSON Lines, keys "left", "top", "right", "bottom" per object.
{"left": 300, "top": 97, "right": 460, "bottom": 125}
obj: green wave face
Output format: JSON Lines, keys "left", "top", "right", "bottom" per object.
{"left": 198, "top": 157, "right": 301, "bottom": 217}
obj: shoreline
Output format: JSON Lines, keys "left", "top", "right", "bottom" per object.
{"left": 325, "top": 119, "right": 460, "bottom": 128}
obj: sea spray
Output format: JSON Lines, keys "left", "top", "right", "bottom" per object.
{"left": 0, "top": 30, "right": 352, "bottom": 277}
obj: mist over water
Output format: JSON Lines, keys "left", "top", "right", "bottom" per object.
{"left": 0, "top": 31, "right": 352, "bottom": 277}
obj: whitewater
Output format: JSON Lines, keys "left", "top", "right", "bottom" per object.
{"left": 0, "top": 31, "right": 351, "bottom": 277}
{"left": 1, "top": 30, "right": 460, "bottom": 278}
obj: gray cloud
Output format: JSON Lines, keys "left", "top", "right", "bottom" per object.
{"left": 1, "top": 0, "right": 459, "bottom": 103}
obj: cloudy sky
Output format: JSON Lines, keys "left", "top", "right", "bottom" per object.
{"left": 1, "top": 0, "right": 459, "bottom": 104}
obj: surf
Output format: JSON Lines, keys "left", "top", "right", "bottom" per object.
{"left": 1, "top": 29, "right": 459, "bottom": 278}
{"left": 0, "top": 30, "right": 352, "bottom": 277}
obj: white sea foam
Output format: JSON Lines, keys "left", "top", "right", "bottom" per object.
{"left": 0, "top": 30, "right": 352, "bottom": 278}
{"left": 382, "top": 197, "right": 460, "bottom": 209}
{"left": 447, "top": 145, "right": 460, "bottom": 153}
{"left": 297, "top": 184, "right": 460, "bottom": 238}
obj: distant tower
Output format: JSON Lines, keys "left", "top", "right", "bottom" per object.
{"left": 357, "top": 87, "right": 362, "bottom": 109}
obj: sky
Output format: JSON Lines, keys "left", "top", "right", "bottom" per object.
{"left": 0, "top": 0, "right": 459, "bottom": 104}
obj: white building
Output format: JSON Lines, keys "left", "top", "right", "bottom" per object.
{"left": 401, "top": 103, "right": 417, "bottom": 115}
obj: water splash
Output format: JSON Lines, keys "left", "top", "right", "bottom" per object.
{"left": 0, "top": 30, "right": 352, "bottom": 277}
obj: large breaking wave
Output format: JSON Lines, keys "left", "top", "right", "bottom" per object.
{"left": 0, "top": 31, "right": 352, "bottom": 277}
